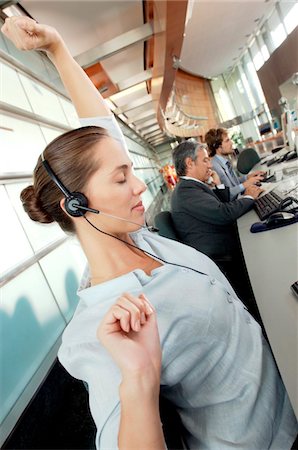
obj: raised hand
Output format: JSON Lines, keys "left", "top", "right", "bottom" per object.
{"left": 97, "top": 292, "right": 161, "bottom": 380}
{"left": 1, "top": 16, "right": 62, "bottom": 54}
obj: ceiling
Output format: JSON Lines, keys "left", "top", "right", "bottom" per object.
{"left": 2, "top": 0, "right": 277, "bottom": 148}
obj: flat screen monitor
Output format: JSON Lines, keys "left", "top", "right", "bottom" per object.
{"left": 258, "top": 122, "right": 272, "bottom": 136}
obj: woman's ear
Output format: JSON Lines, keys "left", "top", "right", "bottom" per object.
{"left": 60, "top": 198, "right": 68, "bottom": 215}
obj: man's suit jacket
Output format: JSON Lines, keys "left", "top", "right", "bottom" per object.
{"left": 171, "top": 178, "right": 254, "bottom": 259}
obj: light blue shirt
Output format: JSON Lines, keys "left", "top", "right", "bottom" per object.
{"left": 58, "top": 229, "right": 297, "bottom": 449}
{"left": 212, "top": 154, "right": 247, "bottom": 200}
{"left": 58, "top": 116, "right": 297, "bottom": 449}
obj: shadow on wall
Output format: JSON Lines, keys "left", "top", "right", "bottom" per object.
{"left": 0, "top": 269, "right": 80, "bottom": 426}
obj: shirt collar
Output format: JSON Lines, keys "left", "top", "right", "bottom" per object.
{"left": 180, "top": 176, "right": 205, "bottom": 185}
{"left": 214, "top": 154, "right": 229, "bottom": 166}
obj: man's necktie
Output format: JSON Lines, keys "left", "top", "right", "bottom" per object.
{"left": 226, "top": 160, "right": 239, "bottom": 185}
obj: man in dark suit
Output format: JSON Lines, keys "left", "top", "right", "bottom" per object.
{"left": 171, "top": 140, "right": 263, "bottom": 319}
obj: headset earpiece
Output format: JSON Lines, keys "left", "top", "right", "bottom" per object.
{"left": 41, "top": 155, "right": 97, "bottom": 217}
{"left": 64, "top": 192, "right": 89, "bottom": 217}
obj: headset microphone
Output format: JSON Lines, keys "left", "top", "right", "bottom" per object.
{"left": 41, "top": 154, "right": 159, "bottom": 231}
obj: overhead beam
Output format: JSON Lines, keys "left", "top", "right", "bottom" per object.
{"left": 137, "top": 120, "right": 159, "bottom": 131}
{"left": 150, "top": 138, "right": 165, "bottom": 145}
{"left": 135, "top": 118, "right": 157, "bottom": 129}
{"left": 128, "top": 111, "right": 156, "bottom": 124}
{"left": 143, "top": 124, "right": 160, "bottom": 135}
{"left": 148, "top": 132, "right": 164, "bottom": 140}
{"left": 114, "top": 95, "right": 153, "bottom": 114}
{"left": 117, "top": 69, "right": 152, "bottom": 91}
{"left": 144, "top": 129, "right": 162, "bottom": 138}
{"left": 75, "top": 22, "right": 153, "bottom": 68}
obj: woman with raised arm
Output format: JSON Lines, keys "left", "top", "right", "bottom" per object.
{"left": 2, "top": 17, "right": 297, "bottom": 450}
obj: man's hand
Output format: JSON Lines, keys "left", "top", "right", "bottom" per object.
{"left": 244, "top": 184, "right": 264, "bottom": 199}
{"left": 243, "top": 174, "right": 263, "bottom": 189}
{"left": 210, "top": 170, "right": 221, "bottom": 186}
{"left": 247, "top": 170, "right": 265, "bottom": 180}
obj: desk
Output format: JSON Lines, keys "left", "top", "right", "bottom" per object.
{"left": 237, "top": 154, "right": 298, "bottom": 418}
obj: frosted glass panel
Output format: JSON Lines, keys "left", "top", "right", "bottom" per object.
{"left": 58, "top": 98, "right": 81, "bottom": 129}
{"left": 3, "top": 37, "right": 49, "bottom": 80}
{"left": 42, "top": 58, "right": 66, "bottom": 94}
{"left": 0, "top": 27, "right": 9, "bottom": 52}
{"left": 0, "top": 186, "right": 34, "bottom": 275}
{"left": 19, "top": 74, "right": 68, "bottom": 125}
{"left": 5, "top": 183, "right": 65, "bottom": 253}
{"left": 0, "top": 114, "right": 46, "bottom": 173}
{"left": 40, "top": 240, "right": 87, "bottom": 322}
{"left": 0, "top": 264, "right": 66, "bottom": 424}
{"left": 40, "top": 125, "right": 64, "bottom": 144}
{"left": 0, "top": 63, "right": 32, "bottom": 112}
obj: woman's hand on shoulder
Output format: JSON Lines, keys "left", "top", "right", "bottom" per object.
{"left": 1, "top": 16, "right": 62, "bottom": 55}
{"left": 97, "top": 292, "right": 161, "bottom": 382}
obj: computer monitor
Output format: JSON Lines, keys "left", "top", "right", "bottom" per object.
{"left": 281, "top": 110, "right": 296, "bottom": 151}
{"left": 258, "top": 122, "right": 272, "bottom": 136}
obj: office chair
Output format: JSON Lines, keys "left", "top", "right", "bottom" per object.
{"left": 236, "top": 147, "right": 261, "bottom": 174}
{"left": 154, "top": 211, "right": 179, "bottom": 241}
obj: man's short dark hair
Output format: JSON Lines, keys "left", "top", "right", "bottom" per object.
{"left": 172, "top": 141, "right": 206, "bottom": 177}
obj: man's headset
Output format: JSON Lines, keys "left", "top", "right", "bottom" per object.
{"left": 40, "top": 154, "right": 208, "bottom": 278}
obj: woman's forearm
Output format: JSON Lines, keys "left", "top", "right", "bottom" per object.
{"left": 118, "top": 371, "right": 166, "bottom": 450}
{"left": 48, "top": 39, "right": 111, "bottom": 118}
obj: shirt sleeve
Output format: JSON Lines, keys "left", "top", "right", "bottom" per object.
{"left": 79, "top": 114, "right": 128, "bottom": 152}
{"left": 229, "top": 184, "right": 244, "bottom": 200}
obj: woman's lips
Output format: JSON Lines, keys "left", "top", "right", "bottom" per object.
{"left": 132, "top": 201, "right": 145, "bottom": 212}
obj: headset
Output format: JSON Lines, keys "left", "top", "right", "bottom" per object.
{"left": 40, "top": 154, "right": 208, "bottom": 278}
{"left": 41, "top": 153, "right": 99, "bottom": 217}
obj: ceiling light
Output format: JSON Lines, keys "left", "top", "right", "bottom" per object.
{"left": 110, "top": 82, "right": 146, "bottom": 102}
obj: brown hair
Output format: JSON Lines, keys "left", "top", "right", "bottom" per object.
{"left": 205, "top": 128, "right": 227, "bottom": 157}
{"left": 20, "top": 126, "right": 109, "bottom": 233}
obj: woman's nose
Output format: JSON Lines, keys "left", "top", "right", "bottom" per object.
{"left": 133, "top": 175, "right": 147, "bottom": 194}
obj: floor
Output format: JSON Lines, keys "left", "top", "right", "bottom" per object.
{"left": 3, "top": 360, "right": 97, "bottom": 450}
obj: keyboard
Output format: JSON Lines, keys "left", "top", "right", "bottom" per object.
{"left": 254, "top": 191, "right": 282, "bottom": 221}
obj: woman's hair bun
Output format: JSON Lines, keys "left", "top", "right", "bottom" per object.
{"left": 20, "top": 185, "right": 54, "bottom": 224}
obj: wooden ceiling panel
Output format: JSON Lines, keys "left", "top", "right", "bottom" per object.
{"left": 85, "top": 63, "right": 118, "bottom": 98}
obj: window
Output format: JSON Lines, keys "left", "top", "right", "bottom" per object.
{"left": 19, "top": 73, "right": 69, "bottom": 125}
{"left": 0, "top": 114, "right": 46, "bottom": 174}
{"left": 279, "top": 2, "right": 298, "bottom": 34}
{"left": 0, "top": 63, "right": 32, "bottom": 111}
{"left": 257, "top": 33, "right": 270, "bottom": 62}
{"left": 268, "top": 9, "right": 287, "bottom": 50}
{"left": 250, "top": 39, "right": 264, "bottom": 71}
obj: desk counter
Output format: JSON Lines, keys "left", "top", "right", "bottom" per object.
{"left": 237, "top": 164, "right": 298, "bottom": 417}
